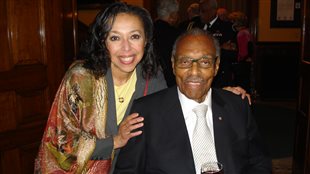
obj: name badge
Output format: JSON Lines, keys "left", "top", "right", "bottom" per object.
{"left": 213, "top": 32, "right": 223, "bottom": 37}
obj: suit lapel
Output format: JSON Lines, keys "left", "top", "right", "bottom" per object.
{"left": 106, "top": 68, "right": 118, "bottom": 135}
{"left": 128, "top": 65, "right": 145, "bottom": 116}
{"left": 161, "top": 87, "right": 196, "bottom": 173}
{"left": 212, "top": 89, "right": 231, "bottom": 165}
{"left": 210, "top": 18, "right": 220, "bottom": 30}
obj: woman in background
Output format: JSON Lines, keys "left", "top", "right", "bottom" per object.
{"left": 230, "top": 11, "right": 253, "bottom": 93}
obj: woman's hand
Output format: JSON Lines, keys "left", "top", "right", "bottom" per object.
{"left": 223, "top": 86, "right": 252, "bottom": 105}
{"left": 221, "top": 40, "right": 237, "bottom": 51}
{"left": 113, "top": 113, "right": 144, "bottom": 149}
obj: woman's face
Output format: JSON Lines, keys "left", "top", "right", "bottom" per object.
{"left": 106, "top": 13, "right": 146, "bottom": 75}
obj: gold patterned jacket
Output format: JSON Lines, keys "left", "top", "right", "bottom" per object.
{"left": 34, "top": 61, "right": 110, "bottom": 174}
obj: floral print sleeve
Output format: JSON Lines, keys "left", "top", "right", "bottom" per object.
{"left": 35, "top": 61, "right": 110, "bottom": 174}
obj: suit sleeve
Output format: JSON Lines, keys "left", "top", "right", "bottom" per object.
{"left": 246, "top": 101, "right": 272, "bottom": 173}
{"left": 147, "top": 70, "right": 167, "bottom": 94}
{"left": 113, "top": 101, "right": 146, "bottom": 174}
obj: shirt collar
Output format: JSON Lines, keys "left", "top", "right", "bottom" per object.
{"left": 209, "top": 16, "right": 218, "bottom": 27}
{"left": 177, "top": 87, "right": 212, "bottom": 118}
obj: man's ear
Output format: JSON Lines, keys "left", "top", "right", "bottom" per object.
{"left": 214, "top": 57, "right": 220, "bottom": 76}
{"left": 171, "top": 56, "right": 176, "bottom": 75}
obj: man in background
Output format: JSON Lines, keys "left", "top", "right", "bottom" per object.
{"left": 178, "top": 3, "right": 200, "bottom": 31}
{"left": 153, "top": 0, "right": 180, "bottom": 87}
{"left": 181, "top": 0, "right": 238, "bottom": 88}
{"left": 217, "top": 7, "right": 229, "bottom": 21}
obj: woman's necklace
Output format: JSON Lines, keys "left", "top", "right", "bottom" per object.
{"left": 118, "top": 96, "right": 124, "bottom": 103}
{"left": 114, "top": 71, "right": 136, "bottom": 104}
{"left": 114, "top": 70, "right": 137, "bottom": 125}
{"left": 115, "top": 83, "right": 130, "bottom": 103}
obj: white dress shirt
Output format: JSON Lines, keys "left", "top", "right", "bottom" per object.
{"left": 177, "top": 88, "right": 214, "bottom": 144}
{"left": 203, "top": 16, "right": 218, "bottom": 30}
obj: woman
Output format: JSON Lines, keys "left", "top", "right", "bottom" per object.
{"left": 35, "top": 2, "right": 166, "bottom": 173}
{"left": 230, "top": 11, "right": 253, "bottom": 93}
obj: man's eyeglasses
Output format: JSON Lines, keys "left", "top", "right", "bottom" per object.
{"left": 174, "top": 55, "right": 218, "bottom": 69}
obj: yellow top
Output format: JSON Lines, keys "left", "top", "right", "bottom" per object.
{"left": 114, "top": 69, "right": 137, "bottom": 125}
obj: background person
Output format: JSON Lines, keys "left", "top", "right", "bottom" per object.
{"left": 229, "top": 11, "right": 253, "bottom": 93}
{"left": 217, "top": 7, "right": 229, "bottom": 22}
{"left": 114, "top": 28, "right": 271, "bottom": 174}
{"left": 187, "top": 2, "right": 200, "bottom": 20}
{"left": 153, "top": 0, "right": 180, "bottom": 87}
{"left": 182, "top": 0, "right": 238, "bottom": 88}
{"left": 178, "top": 2, "right": 201, "bottom": 32}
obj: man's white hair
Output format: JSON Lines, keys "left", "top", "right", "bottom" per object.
{"left": 157, "top": 0, "right": 179, "bottom": 19}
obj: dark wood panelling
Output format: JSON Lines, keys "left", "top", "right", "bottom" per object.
{"left": 255, "top": 42, "right": 300, "bottom": 100}
{"left": 293, "top": 110, "right": 308, "bottom": 173}
{"left": 0, "top": 125, "right": 45, "bottom": 151}
{"left": 16, "top": 89, "right": 50, "bottom": 126}
{"left": 7, "top": 0, "right": 45, "bottom": 65}
{"left": 0, "top": 92, "right": 16, "bottom": 132}
{"left": 63, "top": 0, "right": 78, "bottom": 69}
{"left": 1, "top": 149, "right": 21, "bottom": 174}
{"left": 0, "top": 65, "right": 47, "bottom": 92}
{"left": 0, "top": 0, "right": 77, "bottom": 173}
{"left": 292, "top": 63, "right": 310, "bottom": 173}
{"left": 20, "top": 143, "right": 41, "bottom": 174}
{"left": 0, "top": 0, "right": 10, "bottom": 71}
{"left": 292, "top": 0, "right": 310, "bottom": 173}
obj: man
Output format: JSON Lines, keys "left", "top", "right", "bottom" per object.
{"left": 114, "top": 28, "right": 271, "bottom": 174}
{"left": 153, "top": 0, "right": 180, "bottom": 87}
{"left": 178, "top": 3, "right": 200, "bottom": 32}
{"left": 187, "top": 2, "right": 200, "bottom": 20}
{"left": 217, "top": 7, "right": 229, "bottom": 21}
{"left": 183, "top": 0, "right": 237, "bottom": 88}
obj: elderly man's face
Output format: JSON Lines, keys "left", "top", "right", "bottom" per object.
{"left": 172, "top": 34, "right": 220, "bottom": 103}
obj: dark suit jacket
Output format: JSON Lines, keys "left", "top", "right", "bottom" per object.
{"left": 187, "top": 16, "right": 236, "bottom": 45}
{"left": 153, "top": 19, "right": 180, "bottom": 87}
{"left": 114, "top": 87, "right": 271, "bottom": 174}
{"left": 178, "top": 16, "right": 201, "bottom": 33}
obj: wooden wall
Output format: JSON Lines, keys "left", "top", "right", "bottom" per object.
{"left": 258, "top": 0, "right": 300, "bottom": 42}
{"left": 251, "top": 0, "right": 301, "bottom": 100}
{"left": 0, "top": 0, "right": 77, "bottom": 173}
{"left": 292, "top": 0, "right": 310, "bottom": 173}
{"left": 255, "top": 42, "right": 300, "bottom": 99}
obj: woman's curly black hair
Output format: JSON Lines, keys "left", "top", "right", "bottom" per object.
{"left": 79, "top": 2, "right": 159, "bottom": 79}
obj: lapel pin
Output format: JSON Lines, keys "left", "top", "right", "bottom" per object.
{"left": 218, "top": 116, "right": 223, "bottom": 121}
